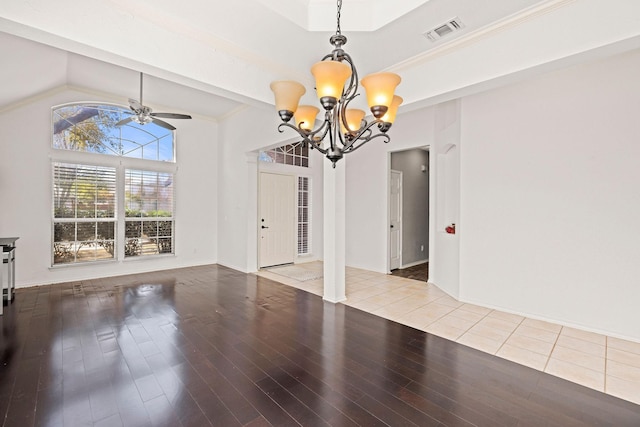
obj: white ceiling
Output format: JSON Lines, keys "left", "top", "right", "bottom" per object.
{"left": 0, "top": 0, "right": 639, "bottom": 121}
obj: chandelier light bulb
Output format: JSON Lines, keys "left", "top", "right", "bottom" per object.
{"left": 341, "top": 109, "right": 365, "bottom": 135}
{"left": 294, "top": 105, "right": 320, "bottom": 131}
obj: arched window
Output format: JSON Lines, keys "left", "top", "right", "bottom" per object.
{"left": 51, "top": 103, "right": 176, "bottom": 265}
{"left": 52, "top": 103, "right": 174, "bottom": 161}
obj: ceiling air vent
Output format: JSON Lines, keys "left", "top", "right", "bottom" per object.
{"left": 424, "top": 18, "right": 464, "bottom": 42}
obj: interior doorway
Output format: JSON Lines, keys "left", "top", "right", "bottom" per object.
{"left": 389, "top": 148, "right": 430, "bottom": 279}
{"left": 259, "top": 172, "right": 296, "bottom": 268}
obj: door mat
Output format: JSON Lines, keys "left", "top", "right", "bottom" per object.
{"left": 267, "top": 265, "right": 323, "bottom": 282}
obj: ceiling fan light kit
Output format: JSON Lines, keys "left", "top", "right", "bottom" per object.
{"left": 116, "top": 72, "right": 192, "bottom": 131}
{"left": 270, "top": 0, "right": 402, "bottom": 168}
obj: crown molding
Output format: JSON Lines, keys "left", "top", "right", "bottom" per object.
{"left": 388, "top": 0, "right": 577, "bottom": 73}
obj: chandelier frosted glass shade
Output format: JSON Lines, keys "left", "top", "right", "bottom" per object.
{"left": 361, "top": 73, "right": 402, "bottom": 118}
{"left": 294, "top": 105, "right": 320, "bottom": 131}
{"left": 311, "top": 60, "right": 352, "bottom": 105}
{"left": 270, "top": 80, "right": 306, "bottom": 122}
{"left": 380, "top": 96, "right": 403, "bottom": 126}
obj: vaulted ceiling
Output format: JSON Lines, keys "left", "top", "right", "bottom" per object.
{"left": 1, "top": 0, "right": 639, "bottom": 120}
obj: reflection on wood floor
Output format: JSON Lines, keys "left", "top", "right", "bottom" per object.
{"left": 1, "top": 264, "right": 639, "bottom": 426}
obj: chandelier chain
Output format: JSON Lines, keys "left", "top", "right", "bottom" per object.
{"left": 336, "top": 0, "right": 342, "bottom": 35}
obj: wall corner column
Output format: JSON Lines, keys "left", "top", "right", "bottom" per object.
{"left": 323, "top": 156, "right": 346, "bottom": 303}
{"left": 246, "top": 151, "right": 259, "bottom": 273}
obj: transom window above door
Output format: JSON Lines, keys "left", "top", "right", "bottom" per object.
{"left": 259, "top": 143, "right": 309, "bottom": 167}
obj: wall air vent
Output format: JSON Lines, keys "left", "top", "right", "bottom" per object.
{"left": 424, "top": 18, "right": 464, "bottom": 42}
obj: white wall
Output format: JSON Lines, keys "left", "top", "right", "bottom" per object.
{"left": 0, "top": 88, "right": 219, "bottom": 287}
{"left": 459, "top": 49, "right": 640, "bottom": 341}
{"left": 345, "top": 107, "right": 437, "bottom": 273}
{"left": 217, "top": 105, "right": 324, "bottom": 272}
{"left": 431, "top": 101, "right": 462, "bottom": 298}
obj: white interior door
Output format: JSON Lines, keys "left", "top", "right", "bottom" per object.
{"left": 389, "top": 170, "right": 402, "bottom": 270}
{"left": 259, "top": 172, "right": 296, "bottom": 268}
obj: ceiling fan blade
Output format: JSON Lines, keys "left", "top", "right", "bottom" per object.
{"left": 152, "top": 118, "right": 176, "bottom": 131}
{"left": 129, "top": 98, "right": 143, "bottom": 112}
{"left": 116, "top": 116, "right": 134, "bottom": 127}
{"left": 150, "top": 112, "right": 192, "bottom": 120}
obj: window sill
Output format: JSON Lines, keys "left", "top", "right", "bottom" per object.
{"left": 49, "top": 258, "right": 118, "bottom": 270}
{"left": 123, "top": 253, "right": 176, "bottom": 262}
{"left": 49, "top": 253, "right": 176, "bottom": 270}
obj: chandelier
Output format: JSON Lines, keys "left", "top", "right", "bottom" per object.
{"left": 270, "top": 0, "right": 402, "bottom": 167}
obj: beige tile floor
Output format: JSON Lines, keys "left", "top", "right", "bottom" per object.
{"left": 256, "top": 261, "right": 640, "bottom": 405}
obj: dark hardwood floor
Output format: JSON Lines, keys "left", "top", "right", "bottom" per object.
{"left": 391, "top": 262, "right": 428, "bottom": 282}
{"left": 1, "top": 264, "right": 639, "bottom": 426}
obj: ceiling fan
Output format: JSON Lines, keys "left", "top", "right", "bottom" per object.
{"left": 116, "top": 72, "right": 192, "bottom": 131}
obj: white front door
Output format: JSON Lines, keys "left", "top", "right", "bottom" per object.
{"left": 389, "top": 170, "right": 402, "bottom": 270}
{"left": 259, "top": 172, "right": 296, "bottom": 268}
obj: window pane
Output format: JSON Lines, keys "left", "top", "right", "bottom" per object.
{"left": 143, "top": 221, "right": 158, "bottom": 237}
{"left": 124, "top": 170, "right": 174, "bottom": 258}
{"left": 158, "top": 221, "right": 172, "bottom": 236}
{"left": 97, "top": 222, "right": 115, "bottom": 240}
{"left": 77, "top": 222, "right": 96, "bottom": 241}
{"left": 54, "top": 223, "right": 75, "bottom": 242}
{"left": 52, "top": 163, "right": 116, "bottom": 265}
{"left": 157, "top": 238, "right": 172, "bottom": 254}
{"left": 125, "top": 221, "right": 142, "bottom": 238}
{"left": 297, "top": 177, "right": 311, "bottom": 255}
{"left": 125, "top": 238, "right": 141, "bottom": 256}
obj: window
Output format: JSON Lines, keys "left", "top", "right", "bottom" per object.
{"left": 259, "top": 142, "right": 309, "bottom": 167}
{"left": 52, "top": 163, "right": 116, "bottom": 264}
{"left": 52, "top": 103, "right": 174, "bottom": 161}
{"left": 124, "top": 170, "right": 174, "bottom": 257}
{"left": 51, "top": 103, "right": 176, "bottom": 266}
{"left": 297, "top": 176, "right": 310, "bottom": 255}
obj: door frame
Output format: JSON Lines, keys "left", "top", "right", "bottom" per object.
{"left": 388, "top": 146, "right": 432, "bottom": 274}
{"left": 389, "top": 169, "right": 403, "bottom": 271}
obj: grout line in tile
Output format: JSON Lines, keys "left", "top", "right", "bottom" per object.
{"left": 494, "top": 315, "right": 527, "bottom": 356}
{"left": 543, "top": 325, "right": 563, "bottom": 372}
{"left": 605, "top": 335, "right": 608, "bottom": 392}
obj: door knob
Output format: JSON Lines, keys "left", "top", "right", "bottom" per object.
{"left": 390, "top": 225, "right": 394, "bottom": 228}
{"left": 261, "top": 225, "right": 269, "bottom": 229}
